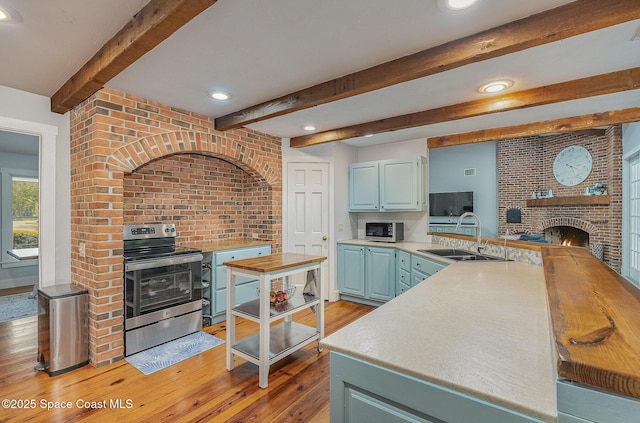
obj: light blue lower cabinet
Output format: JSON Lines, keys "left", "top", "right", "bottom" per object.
{"left": 330, "top": 352, "right": 545, "bottom": 423}
{"left": 557, "top": 380, "right": 640, "bottom": 423}
{"left": 338, "top": 243, "right": 449, "bottom": 304}
{"left": 337, "top": 244, "right": 366, "bottom": 297}
{"left": 209, "top": 244, "right": 271, "bottom": 324}
{"left": 411, "top": 254, "right": 446, "bottom": 287}
{"left": 337, "top": 244, "right": 395, "bottom": 306}
{"left": 365, "top": 246, "right": 396, "bottom": 302}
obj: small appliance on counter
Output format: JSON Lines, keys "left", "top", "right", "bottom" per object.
{"left": 365, "top": 222, "right": 404, "bottom": 242}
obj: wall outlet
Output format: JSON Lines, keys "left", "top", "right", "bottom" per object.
{"left": 338, "top": 223, "right": 343, "bottom": 232}
{"left": 252, "top": 233, "right": 259, "bottom": 239}
{"left": 79, "top": 242, "right": 86, "bottom": 258}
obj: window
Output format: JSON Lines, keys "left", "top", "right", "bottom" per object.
{"left": 1, "top": 168, "right": 38, "bottom": 267}
{"left": 11, "top": 176, "right": 39, "bottom": 248}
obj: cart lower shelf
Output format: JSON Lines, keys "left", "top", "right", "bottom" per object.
{"left": 232, "top": 321, "right": 320, "bottom": 364}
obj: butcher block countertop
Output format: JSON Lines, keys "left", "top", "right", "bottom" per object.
{"left": 223, "top": 252, "right": 326, "bottom": 273}
{"left": 179, "top": 238, "right": 271, "bottom": 253}
{"left": 321, "top": 256, "right": 557, "bottom": 422}
{"left": 542, "top": 245, "right": 640, "bottom": 399}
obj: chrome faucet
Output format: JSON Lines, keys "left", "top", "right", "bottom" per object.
{"left": 456, "top": 212, "right": 483, "bottom": 252}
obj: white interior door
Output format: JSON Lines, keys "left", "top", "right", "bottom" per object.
{"left": 286, "top": 162, "right": 329, "bottom": 292}
{"left": 629, "top": 153, "right": 640, "bottom": 284}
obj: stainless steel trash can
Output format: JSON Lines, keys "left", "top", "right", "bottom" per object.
{"left": 36, "top": 284, "right": 89, "bottom": 376}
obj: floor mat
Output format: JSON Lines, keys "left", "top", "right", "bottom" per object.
{"left": 0, "top": 292, "right": 37, "bottom": 323}
{"left": 125, "top": 331, "right": 224, "bottom": 375}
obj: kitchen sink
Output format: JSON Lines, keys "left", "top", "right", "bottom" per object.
{"left": 417, "top": 249, "right": 508, "bottom": 262}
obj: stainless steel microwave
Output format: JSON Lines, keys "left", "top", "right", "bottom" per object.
{"left": 365, "top": 222, "right": 404, "bottom": 242}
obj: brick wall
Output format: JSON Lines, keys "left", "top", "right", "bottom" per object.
{"left": 70, "top": 88, "right": 282, "bottom": 367}
{"left": 123, "top": 154, "right": 273, "bottom": 242}
{"left": 497, "top": 126, "right": 622, "bottom": 270}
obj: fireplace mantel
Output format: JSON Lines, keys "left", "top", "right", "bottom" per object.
{"left": 526, "top": 195, "right": 610, "bottom": 207}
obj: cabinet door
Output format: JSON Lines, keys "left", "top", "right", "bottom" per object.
{"left": 366, "top": 247, "right": 396, "bottom": 301}
{"left": 379, "top": 157, "right": 419, "bottom": 211}
{"left": 349, "top": 162, "right": 380, "bottom": 211}
{"left": 338, "top": 244, "right": 365, "bottom": 296}
{"left": 212, "top": 245, "right": 271, "bottom": 316}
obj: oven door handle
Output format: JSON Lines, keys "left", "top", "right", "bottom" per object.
{"left": 125, "top": 253, "right": 203, "bottom": 272}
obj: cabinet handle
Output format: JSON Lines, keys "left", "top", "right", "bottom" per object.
{"left": 416, "top": 263, "right": 421, "bottom": 266}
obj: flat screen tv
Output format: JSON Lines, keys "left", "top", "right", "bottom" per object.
{"left": 429, "top": 191, "right": 474, "bottom": 217}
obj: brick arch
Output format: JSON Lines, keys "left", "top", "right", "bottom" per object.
{"left": 106, "top": 131, "right": 278, "bottom": 185}
{"left": 538, "top": 217, "right": 598, "bottom": 234}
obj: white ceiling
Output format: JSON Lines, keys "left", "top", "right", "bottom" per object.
{"left": 1, "top": 0, "right": 639, "bottom": 147}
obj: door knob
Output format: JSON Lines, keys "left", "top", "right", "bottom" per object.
{"left": 322, "top": 236, "right": 327, "bottom": 241}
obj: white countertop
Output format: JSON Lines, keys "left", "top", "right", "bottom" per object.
{"left": 321, "top": 251, "right": 557, "bottom": 422}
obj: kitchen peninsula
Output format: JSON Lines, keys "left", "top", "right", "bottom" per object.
{"left": 324, "top": 237, "right": 640, "bottom": 422}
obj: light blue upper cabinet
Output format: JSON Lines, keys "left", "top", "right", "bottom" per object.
{"left": 348, "top": 161, "right": 380, "bottom": 211}
{"left": 349, "top": 156, "right": 427, "bottom": 212}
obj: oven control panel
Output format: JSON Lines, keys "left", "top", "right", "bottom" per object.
{"left": 124, "top": 224, "right": 177, "bottom": 240}
{"left": 131, "top": 227, "right": 155, "bottom": 236}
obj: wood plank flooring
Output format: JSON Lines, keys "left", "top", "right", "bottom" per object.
{"left": 0, "top": 300, "right": 373, "bottom": 422}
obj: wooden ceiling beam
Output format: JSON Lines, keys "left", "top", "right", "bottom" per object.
{"left": 50, "top": 0, "right": 217, "bottom": 114}
{"left": 427, "top": 108, "right": 640, "bottom": 148}
{"left": 215, "top": 0, "right": 640, "bottom": 131}
{"left": 290, "top": 67, "right": 640, "bottom": 148}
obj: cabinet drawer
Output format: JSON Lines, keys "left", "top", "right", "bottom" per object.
{"left": 397, "top": 250, "right": 411, "bottom": 272}
{"left": 398, "top": 268, "right": 411, "bottom": 287}
{"left": 398, "top": 267, "right": 411, "bottom": 295}
{"left": 411, "top": 254, "right": 446, "bottom": 276}
{"left": 215, "top": 245, "right": 271, "bottom": 266}
{"left": 215, "top": 266, "right": 256, "bottom": 290}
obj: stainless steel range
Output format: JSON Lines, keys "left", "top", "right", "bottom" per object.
{"left": 123, "top": 223, "right": 203, "bottom": 356}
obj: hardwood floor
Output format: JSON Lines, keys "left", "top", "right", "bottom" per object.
{"left": 0, "top": 300, "right": 373, "bottom": 422}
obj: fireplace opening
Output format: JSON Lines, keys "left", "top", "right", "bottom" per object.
{"left": 543, "top": 226, "right": 589, "bottom": 248}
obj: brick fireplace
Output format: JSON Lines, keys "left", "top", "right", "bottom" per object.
{"left": 498, "top": 126, "right": 622, "bottom": 271}
{"left": 541, "top": 217, "right": 596, "bottom": 249}
{"left": 70, "top": 88, "right": 283, "bottom": 367}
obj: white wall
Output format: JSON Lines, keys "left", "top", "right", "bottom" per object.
{"left": 623, "top": 122, "right": 640, "bottom": 153}
{"left": 428, "top": 142, "right": 498, "bottom": 237}
{"left": 621, "top": 122, "right": 640, "bottom": 285}
{"left": 0, "top": 85, "right": 71, "bottom": 287}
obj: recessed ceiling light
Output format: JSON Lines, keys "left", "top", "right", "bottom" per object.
{"left": 479, "top": 80, "right": 514, "bottom": 94}
{"left": 0, "top": 4, "right": 22, "bottom": 24}
{"left": 303, "top": 125, "right": 316, "bottom": 131}
{"left": 210, "top": 91, "right": 230, "bottom": 101}
{"left": 364, "top": 134, "right": 374, "bottom": 138}
{"left": 437, "top": 0, "right": 479, "bottom": 11}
